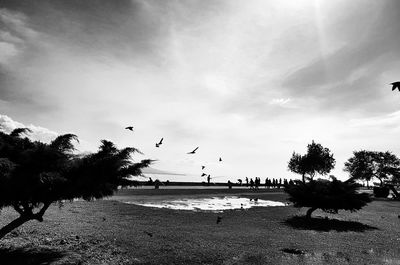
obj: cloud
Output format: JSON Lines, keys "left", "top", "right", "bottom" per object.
{"left": 0, "top": 114, "right": 58, "bottom": 142}
{"left": 270, "top": 98, "right": 292, "bottom": 107}
{"left": 349, "top": 110, "right": 400, "bottom": 129}
{"left": 282, "top": 0, "right": 400, "bottom": 113}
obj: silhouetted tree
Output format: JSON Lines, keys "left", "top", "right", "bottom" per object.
{"left": 0, "top": 128, "right": 152, "bottom": 239}
{"left": 285, "top": 177, "right": 371, "bottom": 219}
{"left": 288, "top": 141, "right": 335, "bottom": 182}
{"left": 344, "top": 150, "right": 400, "bottom": 186}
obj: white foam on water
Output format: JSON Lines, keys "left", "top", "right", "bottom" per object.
{"left": 122, "top": 196, "right": 286, "bottom": 211}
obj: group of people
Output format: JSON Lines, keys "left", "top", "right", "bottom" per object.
{"left": 235, "top": 177, "right": 295, "bottom": 190}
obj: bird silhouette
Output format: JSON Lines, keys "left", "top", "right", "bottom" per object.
{"left": 202, "top": 166, "right": 205, "bottom": 170}
{"left": 201, "top": 173, "right": 207, "bottom": 177}
{"left": 219, "top": 157, "right": 222, "bottom": 162}
{"left": 125, "top": 126, "right": 134, "bottom": 131}
{"left": 156, "top": 138, "right": 163, "bottom": 147}
{"left": 187, "top": 147, "right": 199, "bottom": 154}
{"left": 391, "top": 81, "right": 400, "bottom": 91}
{"left": 216, "top": 216, "right": 222, "bottom": 224}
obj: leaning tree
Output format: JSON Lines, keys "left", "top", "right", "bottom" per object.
{"left": 344, "top": 150, "right": 400, "bottom": 186}
{"left": 288, "top": 140, "right": 335, "bottom": 182}
{"left": 0, "top": 128, "right": 152, "bottom": 239}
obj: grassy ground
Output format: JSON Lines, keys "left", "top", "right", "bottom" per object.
{"left": 0, "top": 189, "right": 399, "bottom": 265}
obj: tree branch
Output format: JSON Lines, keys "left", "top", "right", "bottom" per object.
{"left": 33, "top": 202, "right": 51, "bottom": 222}
{"left": 12, "top": 204, "right": 24, "bottom": 216}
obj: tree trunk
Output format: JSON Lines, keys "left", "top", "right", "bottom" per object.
{"left": 306, "top": 207, "right": 317, "bottom": 219}
{"left": 302, "top": 174, "right": 305, "bottom": 183}
{"left": 0, "top": 202, "right": 51, "bottom": 240}
{"left": 0, "top": 215, "right": 32, "bottom": 240}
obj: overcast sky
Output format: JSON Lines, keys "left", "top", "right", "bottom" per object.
{"left": 1, "top": 0, "right": 400, "bottom": 182}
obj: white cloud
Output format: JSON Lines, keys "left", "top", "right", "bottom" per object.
{"left": 0, "top": 114, "right": 58, "bottom": 143}
{"left": 269, "top": 98, "right": 292, "bottom": 107}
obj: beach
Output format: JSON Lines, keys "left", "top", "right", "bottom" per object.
{"left": 0, "top": 188, "right": 399, "bottom": 264}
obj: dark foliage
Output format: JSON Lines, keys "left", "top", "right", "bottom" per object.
{"left": 373, "top": 186, "right": 390, "bottom": 198}
{"left": 0, "top": 129, "right": 152, "bottom": 239}
{"left": 344, "top": 150, "right": 400, "bottom": 185}
{"left": 284, "top": 177, "right": 371, "bottom": 218}
{"left": 288, "top": 141, "right": 335, "bottom": 182}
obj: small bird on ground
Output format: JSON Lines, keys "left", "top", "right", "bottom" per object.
{"left": 155, "top": 138, "right": 163, "bottom": 147}
{"left": 219, "top": 157, "right": 222, "bottom": 162}
{"left": 391, "top": 81, "right": 400, "bottom": 91}
{"left": 216, "top": 216, "right": 222, "bottom": 224}
{"left": 187, "top": 147, "right": 199, "bottom": 154}
{"left": 202, "top": 166, "right": 205, "bottom": 170}
{"left": 144, "top": 231, "right": 153, "bottom": 237}
{"left": 125, "top": 126, "right": 134, "bottom": 131}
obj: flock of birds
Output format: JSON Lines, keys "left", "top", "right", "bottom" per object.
{"left": 124, "top": 126, "right": 222, "bottom": 182}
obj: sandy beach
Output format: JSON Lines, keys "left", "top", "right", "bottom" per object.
{"left": 0, "top": 189, "right": 399, "bottom": 265}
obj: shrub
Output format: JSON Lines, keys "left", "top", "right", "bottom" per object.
{"left": 284, "top": 177, "right": 371, "bottom": 219}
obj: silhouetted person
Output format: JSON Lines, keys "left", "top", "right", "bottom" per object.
{"left": 155, "top": 138, "right": 163, "bottom": 147}
{"left": 228, "top": 180, "right": 232, "bottom": 189}
{"left": 216, "top": 216, "right": 222, "bottom": 224}
{"left": 250, "top": 178, "right": 254, "bottom": 190}
{"left": 391, "top": 81, "right": 400, "bottom": 91}
{"left": 207, "top": 175, "right": 211, "bottom": 185}
{"left": 125, "top": 126, "right": 134, "bottom": 131}
{"left": 246, "top": 177, "right": 249, "bottom": 187}
{"left": 154, "top": 179, "right": 160, "bottom": 189}
{"left": 148, "top": 177, "right": 153, "bottom": 185}
{"left": 187, "top": 147, "right": 199, "bottom": 154}
{"left": 165, "top": 180, "right": 170, "bottom": 186}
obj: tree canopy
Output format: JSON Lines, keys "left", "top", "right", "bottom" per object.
{"left": 0, "top": 128, "right": 152, "bottom": 239}
{"left": 344, "top": 150, "right": 400, "bottom": 185}
{"left": 288, "top": 141, "right": 335, "bottom": 182}
{"left": 285, "top": 177, "right": 371, "bottom": 218}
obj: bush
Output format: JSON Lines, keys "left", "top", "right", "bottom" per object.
{"left": 284, "top": 177, "right": 371, "bottom": 219}
{"left": 373, "top": 186, "right": 390, "bottom": 198}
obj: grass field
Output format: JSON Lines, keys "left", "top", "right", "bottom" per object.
{"left": 0, "top": 189, "right": 399, "bottom": 265}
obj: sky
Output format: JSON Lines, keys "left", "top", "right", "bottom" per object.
{"left": 0, "top": 0, "right": 400, "bottom": 182}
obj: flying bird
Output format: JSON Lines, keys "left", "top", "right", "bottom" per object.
{"left": 155, "top": 138, "right": 163, "bottom": 147}
{"left": 391, "top": 81, "right": 400, "bottom": 91}
{"left": 125, "top": 126, "right": 134, "bottom": 131}
{"left": 187, "top": 147, "right": 199, "bottom": 154}
{"left": 201, "top": 173, "right": 207, "bottom": 177}
{"left": 202, "top": 166, "right": 205, "bottom": 170}
{"left": 219, "top": 157, "right": 222, "bottom": 162}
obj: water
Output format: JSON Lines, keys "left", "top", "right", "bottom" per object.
{"left": 117, "top": 196, "right": 286, "bottom": 212}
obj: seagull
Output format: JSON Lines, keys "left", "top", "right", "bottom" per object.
{"left": 155, "top": 138, "right": 163, "bottom": 147}
{"left": 202, "top": 166, "right": 205, "bottom": 170}
{"left": 391, "top": 81, "right": 400, "bottom": 91}
{"left": 201, "top": 173, "right": 207, "bottom": 177}
{"left": 187, "top": 147, "right": 199, "bottom": 154}
{"left": 219, "top": 157, "right": 222, "bottom": 162}
{"left": 125, "top": 126, "right": 134, "bottom": 131}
